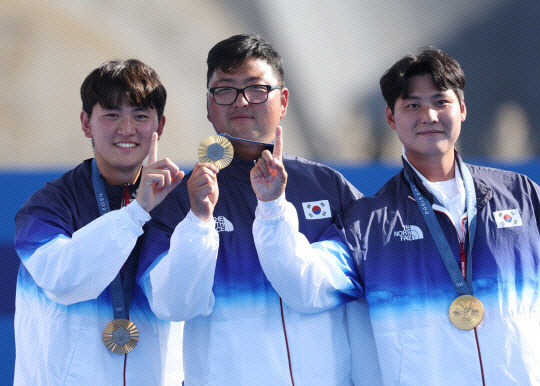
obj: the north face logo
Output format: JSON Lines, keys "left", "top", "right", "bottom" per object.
{"left": 215, "top": 216, "right": 234, "bottom": 232}
{"left": 394, "top": 225, "right": 424, "bottom": 241}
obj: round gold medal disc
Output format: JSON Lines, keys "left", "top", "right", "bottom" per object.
{"left": 103, "top": 319, "right": 139, "bottom": 354}
{"left": 198, "top": 135, "right": 234, "bottom": 169}
{"left": 448, "top": 295, "right": 484, "bottom": 330}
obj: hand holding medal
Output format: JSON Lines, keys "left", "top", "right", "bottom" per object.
{"left": 187, "top": 135, "right": 228, "bottom": 222}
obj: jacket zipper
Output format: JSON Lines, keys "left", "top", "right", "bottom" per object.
{"left": 460, "top": 240, "right": 486, "bottom": 386}
{"left": 280, "top": 298, "right": 295, "bottom": 386}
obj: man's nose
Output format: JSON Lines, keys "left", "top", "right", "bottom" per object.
{"left": 117, "top": 116, "right": 136, "bottom": 135}
{"left": 421, "top": 106, "right": 438, "bottom": 124}
{"left": 232, "top": 90, "right": 250, "bottom": 107}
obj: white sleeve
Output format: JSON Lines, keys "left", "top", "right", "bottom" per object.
{"left": 253, "top": 195, "right": 361, "bottom": 314}
{"left": 23, "top": 201, "right": 149, "bottom": 305}
{"left": 141, "top": 210, "right": 220, "bottom": 321}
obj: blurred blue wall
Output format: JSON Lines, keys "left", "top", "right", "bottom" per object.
{"left": 2, "top": 160, "right": 539, "bottom": 383}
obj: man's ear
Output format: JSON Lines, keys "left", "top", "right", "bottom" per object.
{"left": 279, "top": 88, "right": 289, "bottom": 119}
{"left": 385, "top": 106, "right": 397, "bottom": 130}
{"left": 81, "top": 111, "right": 92, "bottom": 138}
{"left": 206, "top": 96, "right": 212, "bottom": 123}
{"left": 156, "top": 115, "right": 166, "bottom": 139}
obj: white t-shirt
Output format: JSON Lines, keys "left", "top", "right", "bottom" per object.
{"left": 403, "top": 150, "right": 467, "bottom": 239}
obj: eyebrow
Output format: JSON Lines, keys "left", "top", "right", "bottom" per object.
{"left": 403, "top": 92, "right": 446, "bottom": 100}
{"left": 213, "top": 76, "right": 263, "bottom": 85}
{"left": 102, "top": 106, "right": 152, "bottom": 112}
{"left": 132, "top": 106, "right": 153, "bottom": 112}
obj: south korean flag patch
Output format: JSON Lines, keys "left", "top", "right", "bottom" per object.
{"left": 302, "top": 200, "right": 331, "bottom": 220}
{"left": 493, "top": 208, "right": 523, "bottom": 228}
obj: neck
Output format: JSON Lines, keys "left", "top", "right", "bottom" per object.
{"left": 232, "top": 141, "right": 267, "bottom": 161}
{"left": 407, "top": 151, "right": 456, "bottom": 182}
{"left": 95, "top": 160, "right": 141, "bottom": 185}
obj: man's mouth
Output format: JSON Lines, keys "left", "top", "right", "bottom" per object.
{"left": 417, "top": 130, "right": 444, "bottom": 135}
{"left": 115, "top": 142, "right": 137, "bottom": 149}
{"left": 230, "top": 112, "right": 253, "bottom": 120}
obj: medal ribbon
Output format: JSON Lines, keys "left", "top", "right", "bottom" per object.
{"left": 405, "top": 160, "right": 477, "bottom": 295}
{"left": 91, "top": 159, "right": 137, "bottom": 320}
{"left": 219, "top": 133, "right": 274, "bottom": 147}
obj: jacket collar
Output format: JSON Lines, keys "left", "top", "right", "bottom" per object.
{"left": 401, "top": 150, "right": 492, "bottom": 209}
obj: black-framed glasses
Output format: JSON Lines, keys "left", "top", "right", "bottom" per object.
{"left": 208, "top": 85, "right": 282, "bottom": 105}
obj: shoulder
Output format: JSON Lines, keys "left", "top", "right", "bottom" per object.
{"left": 343, "top": 170, "right": 407, "bottom": 218}
{"left": 283, "top": 153, "right": 362, "bottom": 198}
{"left": 15, "top": 160, "right": 95, "bottom": 236}
{"left": 283, "top": 153, "right": 357, "bottom": 186}
{"left": 466, "top": 163, "right": 539, "bottom": 193}
{"left": 283, "top": 153, "right": 340, "bottom": 175}
{"left": 374, "top": 169, "right": 406, "bottom": 196}
{"left": 22, "top": 160, "right": 92, "bottom": 209}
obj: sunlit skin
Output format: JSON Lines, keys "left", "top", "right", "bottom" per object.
{"left": 386, "top": 74, "right": 466, "bottom": 182}
{"left": 81, "top": 97, "right": 165, "bottom": 185}
{"left": 206, "top": 57, "right": 289, "bottom": 160}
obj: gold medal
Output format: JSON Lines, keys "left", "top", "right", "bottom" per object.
{"left": 103, "top": 319, "right": 139, "bottom": 354}
{"left": 448, "top": 295, "right": 484, "bottom": 330}
{"left": 198, "top": 135, "right": 234, "bottom": 169}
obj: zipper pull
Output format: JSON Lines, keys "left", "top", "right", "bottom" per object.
{"left": 123, "top": 184, "right": 131, "bottom": 207}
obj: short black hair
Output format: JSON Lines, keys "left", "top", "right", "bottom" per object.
{"left": 380, "top": 47, "right": 465, "bottom": 112}
{"left": 81, "top": 59, "right": 166, "bottom": 119}
{"left": 207, "top": 34, "right": 285, "bottom": 87}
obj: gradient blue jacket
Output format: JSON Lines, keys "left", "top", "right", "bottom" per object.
{"left": 139, "top": 155, "right": 382, "bottom": 386}
{"left": 14, "top": 159, "right": 169, "bottom": 386}
{"left": 253, "top": 155, "right": 540, "bottom": 385}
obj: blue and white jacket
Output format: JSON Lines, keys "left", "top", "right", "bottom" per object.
{"left": 14, "top": 159, "right": 169, "bottom": 386}
{"left": 253, "top": 155, "right": 540, "bottom": 386}
{"left": 139, "top": 155, "right": 382, "bottom": 386}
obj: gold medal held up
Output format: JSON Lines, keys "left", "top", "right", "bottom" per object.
{"left": 198, "top": 135, "right": 234, "bottom": 169}
{"left": 103, "top": 319, "right": 139, "bottom": 354}
{"left": 448, "top": 295, "right": 484, "bottom": 330}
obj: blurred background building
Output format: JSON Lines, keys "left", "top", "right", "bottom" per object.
{"left": 1, "top": 0, "right": 538, "bottom": 383}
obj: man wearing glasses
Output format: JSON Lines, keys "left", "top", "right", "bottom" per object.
{"left": 138, "top": 34, "right": 381, "bottom": 385}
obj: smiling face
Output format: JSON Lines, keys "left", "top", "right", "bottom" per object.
{"left": 386, "top": 74, "right": 466, "bottom": 173}
{"left": 81, "top": 97, "right": 165, "bottom": 184}
{"left": 206, "top": 57, "right": 288, "bottom": 160}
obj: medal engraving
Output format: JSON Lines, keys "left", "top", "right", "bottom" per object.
{"left": 103, "top": 319, "right": 139, "bottom": 354}
{"left": 112, "top": 326, "right": 130, "bottom": 346}
{"left": 198, "top": 135, "right": 234, "bottom": 169}
{"left": 448, "top": 295, "right": 484, "bottom": 330}
{"left": 207, "top": 143, "right": 225, "bottom": 161}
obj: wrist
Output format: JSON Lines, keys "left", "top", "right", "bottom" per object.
{"left": 126, "top": 200, "right": 151, "bottom": 227}
{"left": 256, "top": 193, "right": 287, "bottom": 219}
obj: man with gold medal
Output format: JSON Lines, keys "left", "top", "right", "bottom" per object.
{"left": 138, "top": 34, "right": 382, "bottom": 385}
{"left": 14, "top": 60, "right": 184, "bottom": 385}
{"left": 252, "top": 48, "right": 540, "bottom": 385}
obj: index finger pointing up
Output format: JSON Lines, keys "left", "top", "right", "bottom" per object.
{"left": 148, "top": 132, "right": 159, "bottom": 165}
{"left": 273, "top": 125, "right": 283, "bottom": 161}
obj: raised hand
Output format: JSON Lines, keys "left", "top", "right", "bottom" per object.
{"left": 136, "top": 132, "right": 184, "bottom": 212}
{"left": 250, "top": 126, "right": 287, "bottom": 202}
{"left": 187, "top": 162, "right": 219, "bottom": 222}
